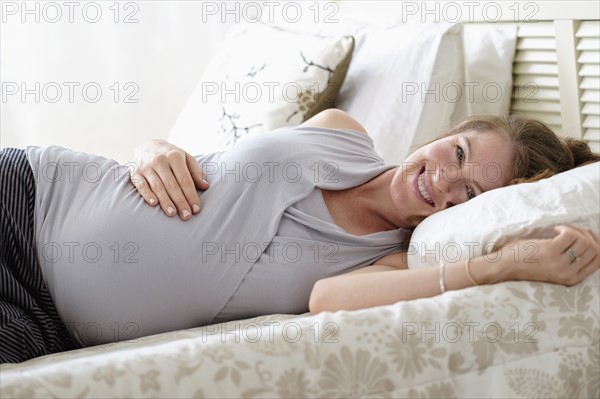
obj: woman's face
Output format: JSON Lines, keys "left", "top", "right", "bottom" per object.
{"left": 389, "top": 129, "right": 515, "bottom": 228}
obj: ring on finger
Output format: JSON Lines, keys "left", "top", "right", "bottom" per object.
{"left": 567, "top": 247, "right": 580, "bottom": 264}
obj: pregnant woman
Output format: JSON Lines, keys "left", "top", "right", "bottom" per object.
{"left": 1, "top": 109, "right": 599, "bottom": 363}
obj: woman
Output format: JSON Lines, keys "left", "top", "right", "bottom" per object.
{"left": 1, "top": 109, "right": 599, "bottom": 363}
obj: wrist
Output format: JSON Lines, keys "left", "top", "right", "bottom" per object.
{"left": 470, "top": 256, "right": 512, "bottom": 285}
{"left": 135, "top": 139, "right": 168, "bottom": 158}
{"left": 149, "top": 138, "right": 167, "bottom": 146}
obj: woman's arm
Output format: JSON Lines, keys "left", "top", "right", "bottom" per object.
{"left": 308, "top": 252, "right": 508, "bottom": 314}
{"left": 130, "top": 139, "right": 209, "bottom": 220}
{"left": 129, "top": 110, "right": 361, "bottom": 219}
{"left": 309, "top": 224, "right": 600, "bottom": 314}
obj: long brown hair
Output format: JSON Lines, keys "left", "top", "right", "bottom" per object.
{"left": 428, "top": 114, "right": 600, "bottom": 185}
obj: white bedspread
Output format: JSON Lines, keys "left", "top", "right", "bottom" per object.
{"left": 1, "top": 270, "right": 598, "bottom": 398}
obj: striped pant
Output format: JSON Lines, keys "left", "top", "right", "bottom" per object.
{"left": 0, "top": 148, "right": 81, "bottom": 363}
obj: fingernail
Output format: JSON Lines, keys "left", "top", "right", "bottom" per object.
{"left": 167, "top": 206, "right": 175, "bottom": 216}
{"left": 192, "top": 204, "right": 200, "bottom": 213}
{"left": 149, "top": 198, "right": 156, "bottom": 204}
{"left": 182, "top": 210, "right": 190, "bottom": 218}
{"left": 202, "top": 178, "right": 208, "bottom": 185}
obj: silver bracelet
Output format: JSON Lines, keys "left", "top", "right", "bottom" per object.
{"left": 439, "top": 262, "right": 446, "bottom": 294}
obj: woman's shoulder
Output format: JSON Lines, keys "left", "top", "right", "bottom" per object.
{"left": 231, "top": 109, "right": 374, "bottom": 159}
{"left": 300, "top": 109, "right": 368, "bottom": 135}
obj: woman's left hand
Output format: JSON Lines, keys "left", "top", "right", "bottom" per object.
{"left": 506, "top": 224, "right": 600, "bottom": 286}
{"left": 129, "top": 139, "right": 209, "bottom": 220}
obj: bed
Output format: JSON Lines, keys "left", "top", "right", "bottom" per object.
{"left": 1, "top": 2, "right": 599, "bottom": 398}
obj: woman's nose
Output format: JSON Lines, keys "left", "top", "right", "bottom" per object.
{"left": 435, "top": 166, "right": 463, "bottom": 209}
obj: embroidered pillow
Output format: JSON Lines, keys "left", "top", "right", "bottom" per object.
{"left": 168, "top": 23, "right": 354, "bottom": 154}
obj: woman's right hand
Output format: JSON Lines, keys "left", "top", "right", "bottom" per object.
{"left": 502, "top": 224, "right": 600, "bottom": 286}
{"left": 129, "top": 139, "right": 209, "bottom": 220}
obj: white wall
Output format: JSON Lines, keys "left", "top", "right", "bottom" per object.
{"left": 1, "top": 1, "right": 232, "bottom": 162}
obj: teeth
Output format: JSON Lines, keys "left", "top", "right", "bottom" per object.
{"left": 418, "top": 173, "right": 433, "bottom": 204}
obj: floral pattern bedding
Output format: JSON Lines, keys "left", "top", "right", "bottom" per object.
{"left": 1, "top": 270, "right": 598, "bottom": 399}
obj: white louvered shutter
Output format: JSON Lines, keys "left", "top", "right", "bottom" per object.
{"left": 511, "top": 22, "right": 563, "bottom": 134}
{"left": 577, "top": 21, "right": 600, "bottom": 153}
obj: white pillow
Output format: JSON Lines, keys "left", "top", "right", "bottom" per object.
{"left": 336, "top": 22, "right": 464, "bottom": 165}
{"left": 407, "top": 162, "right": 600, "bottom": 269}
{"left": 451, "top": 24, "right": 518, "bottom": 124}
{"left": 261, "top": 17, "right": 517, "bottom": 163}
{"left": 167, "top": 23, "right": 354, "bottom": 155}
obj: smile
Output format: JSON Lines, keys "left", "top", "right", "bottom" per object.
{"left": 413, "top": 166, "right": 435, "bottom": 207}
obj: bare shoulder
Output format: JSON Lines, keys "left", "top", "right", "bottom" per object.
{"left": 300, "top": 109, "right": 368, "bottom": 135}
{"left": 337, "top": 251, "right": 408, "bottom": 277}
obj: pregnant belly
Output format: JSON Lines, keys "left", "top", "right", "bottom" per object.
{"left": 36, "top": 177, "right": 221, "bottom": 346}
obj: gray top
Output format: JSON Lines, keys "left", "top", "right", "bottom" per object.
{"left": 26, "top": 126, "right": 409, "bottom": 346}
{"left": 212, "top": 186, "right": 407, "bottom": 324}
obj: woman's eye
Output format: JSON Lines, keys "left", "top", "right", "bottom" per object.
{"left": 467, "top": 187, "right": 476, "bottom": 200}
{"left": 456, "top": 145, "right": 465, "bottom": 164}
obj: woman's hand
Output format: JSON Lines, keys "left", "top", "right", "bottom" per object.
{"left": 129, "top": 139, "right": 209, "bottom": 220}
{"left": 503, "top": 224, "right": 600, "bottom": 286}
